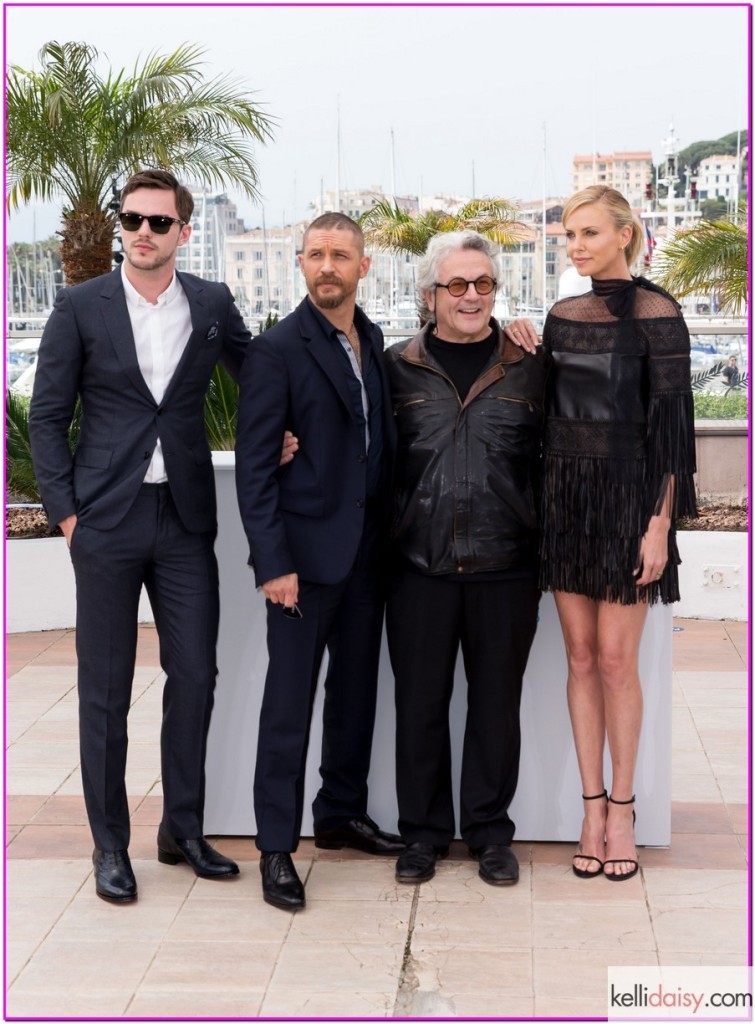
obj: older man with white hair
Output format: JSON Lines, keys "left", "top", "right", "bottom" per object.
{"left": 385, "top": 230, "right": 550, "bottom": 887}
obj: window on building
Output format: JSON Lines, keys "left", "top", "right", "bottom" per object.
{"left": 254, "top": 251, "right": 263, "bottom": 261}
{"left": 235, "top": 251, "right": 245, "bottom": 261}
{"left": 255, "top": 287, "right": 263, "bottom": 297}
{"left": 237, "top": 269, "right": 244, "bottom": 280}
{"left": 255, "top": 268, "right": 263, "bottom": 279}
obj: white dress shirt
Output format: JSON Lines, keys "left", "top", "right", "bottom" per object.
{"left": 121, "top": 265, "right": 193, "bottom": 483}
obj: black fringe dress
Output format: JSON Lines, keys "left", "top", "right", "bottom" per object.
{"left": 539, "top": 277, "right": 697, "bottom": 605}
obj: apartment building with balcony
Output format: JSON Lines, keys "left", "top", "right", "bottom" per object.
{"left": 572, "top": 150, "right": 653, "bottom": 207}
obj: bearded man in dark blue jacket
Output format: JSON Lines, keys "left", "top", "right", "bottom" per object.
{"left": 235, "top": 213, "right": 403, "bottom": 911}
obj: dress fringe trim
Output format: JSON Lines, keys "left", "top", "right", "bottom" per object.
{"left": 646, "top": 391, "right": 698, "bottom": 520}
{"left": 539, "top": 452, "right": 682, "bottom": 605}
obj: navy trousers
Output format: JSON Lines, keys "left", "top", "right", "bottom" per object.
{"left": 71, "top": 483, "right": 219, "bottom": 851}
{"left": 253, "top": 516, "right": 384, "bottom": 852}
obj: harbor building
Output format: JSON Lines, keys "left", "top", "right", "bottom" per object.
{"left": 696, "top": 152, "right": 745, "bottom": 204}
{"left": 225, "top": 222, "right": 307, "bottom": 320}
{"left": 174, "top": 189, "right": 244, "bottom": 283}
{"left": 572, "top": 150, "right": 653, "bottom": 208}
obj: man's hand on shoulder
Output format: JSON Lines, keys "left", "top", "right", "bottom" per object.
{"left": 262, "top": 573, "right": 299, "bottom": 608}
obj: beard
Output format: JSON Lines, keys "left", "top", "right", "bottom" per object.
{"left": 312, "top": 275, "right": 349, "bottom": 310}
{"left": 314, "top": 293, "right": 345, "bottom": 310}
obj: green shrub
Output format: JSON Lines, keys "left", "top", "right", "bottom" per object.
{"left": 6, "top": 391, "right": 40, "bottom": 501}
{"left": 204, "top": 363, "right": 240, "bottom": 450}
{"left": 693, "top": 392, "right": 748, "bottom": 419}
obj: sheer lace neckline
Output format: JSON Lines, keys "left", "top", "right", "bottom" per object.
{"left": 591, "top": 278, "right": 634, "bottom": 297}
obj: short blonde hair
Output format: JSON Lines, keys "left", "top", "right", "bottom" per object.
{"left": 562, "top": 186, "right": 644, "bottom": 268}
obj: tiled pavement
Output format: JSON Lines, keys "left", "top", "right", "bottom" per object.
{"left": 4, "top": 619, "right": 750, "bottom": 1019}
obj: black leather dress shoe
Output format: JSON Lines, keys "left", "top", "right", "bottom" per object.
{"left": 471, "top": 844, "right": 519, "bottom": 886}
{"left": 314, "top": 814, "right": 406, "bottom": 855}
{"left": 157, "top": 827, "right": 239, "bottom": 879}
{"left": 260, "top": 852, "right": 305, "bottom": 911}
{"left": 395, "top": 842, "right": 449, "bottom": 883}
{"left": 92, "top": 849, "right": 137, "bottom": 903}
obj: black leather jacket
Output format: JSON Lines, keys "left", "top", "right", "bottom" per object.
{"left": 386, "top": 319, "right": 551, "bottom": 575}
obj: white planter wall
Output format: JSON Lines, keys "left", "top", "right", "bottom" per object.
{"left": 205, "top": 454, "right": 674, "bottom": 844}
{"left": 6, "top": 536, "right": 154, "bottom": 633}
{"left": 676, "top": 530, "right": 748, "bottom": 621}
{"left": 6, "top": 501, "right": 748, "bottom": 634}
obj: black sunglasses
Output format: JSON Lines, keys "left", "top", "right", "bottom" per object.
{"left": 435, "top": 275, "right": 497, "bottom": 297}
{"left": 282, "top": 604, "right": 303, "bottom": 620}
{"left": 118, "top": 211, "right": 184, "bottom": 235}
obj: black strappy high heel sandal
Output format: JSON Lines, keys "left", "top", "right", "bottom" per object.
{"left": 572, "top": 790, "right": 608, "bottom": 879}
{"left": 604, "top": 794, "right": 639, "bottom": 882}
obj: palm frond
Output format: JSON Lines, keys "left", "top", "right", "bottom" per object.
{"left": 358, "top": 196, "right": 523, "bottom": 257}
{"left": 690, "top": 361, "right": 725, "bottom": 391}
{"left": 203, "top": 364, "right": 239, "bottom": 450}
{"left": 5, "top": 391, "right": 40, "bottom": 501}
{"left": 651, "top": 212, "right": 748, "bottom": 315}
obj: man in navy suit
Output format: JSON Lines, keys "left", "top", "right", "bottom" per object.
{"left": 235, "top": 213, "right": 404, "bottom": 911}
{"left": 29, "top": 170, "right": 249, "bottom": 902}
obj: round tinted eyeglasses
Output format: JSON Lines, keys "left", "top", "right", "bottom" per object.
{"left": 118, "top": 212, "right": 184, "bottom": 235}
{"left": 434, "top": 275, "right": 497, "bottom": 297}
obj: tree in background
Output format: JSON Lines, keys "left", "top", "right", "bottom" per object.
{"left": 359, "top": 198, "right": 525, "bottom": 256}
{"left": 699, "top": 197, "right": 729, "bottom": 222}
{"left": 676, "top": 130, "right": 748, "bottom": 176}
{"left": 7, "top": 41, "right": 274, "bottom": 285}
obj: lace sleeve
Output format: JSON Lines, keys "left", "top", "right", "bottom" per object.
{"left": 640, "top": 312, "right": 697, "bottom": 520}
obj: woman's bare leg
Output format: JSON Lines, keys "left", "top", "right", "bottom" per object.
{"left": 554, "top": 591, "right": 607, "bottom": 874}
{"left": 597, "top": 600, "right": 647, "bottom": 877}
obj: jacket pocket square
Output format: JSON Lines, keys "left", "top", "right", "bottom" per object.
{"left": 206, "top": 323, "right": 219, "bottom": 341}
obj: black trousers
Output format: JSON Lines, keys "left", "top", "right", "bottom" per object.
{"left": 71, "top": 484, "right": 219, "bottom": 851}
{"left": 253, "top": 516, "right": 384, "bottom": 852}
{"left": 386, "top": 569, "right": 540, "bottom": 849}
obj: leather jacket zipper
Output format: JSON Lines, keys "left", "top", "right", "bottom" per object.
{"left": 491, "top": 396, "right": 537, "bottom": 413}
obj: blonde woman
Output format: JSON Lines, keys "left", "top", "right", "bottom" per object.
{"left": 507, "top": 186, "right": 696, "bottom": 880}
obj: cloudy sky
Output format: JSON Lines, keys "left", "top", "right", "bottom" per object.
{"left": 5, "top": 2, "right": 750, "bottom": 242}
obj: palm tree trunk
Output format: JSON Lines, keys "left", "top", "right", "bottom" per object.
{"left": 59, "top": 205, "right": 116, "bottom": 285}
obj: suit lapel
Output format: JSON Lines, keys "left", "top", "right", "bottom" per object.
{"left": 161, "top": 272, "right": 208, "bottom": 404}
{"left": 299, "top": 301, "right": 359, "bottom": 425}
{"left": 99, "top": 271, "right": 154, "bottom": 403}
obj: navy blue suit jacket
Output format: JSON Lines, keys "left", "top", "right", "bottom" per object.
{"left": 29, "top": 268, "right": 250, "bottom": 533}
{"left": 235, "top": 298, "right": 395, "bottom": 587}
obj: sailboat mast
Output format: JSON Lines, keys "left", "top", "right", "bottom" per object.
{"left": 390, "top": 128, "right": 397, "bottom": 320}
{"left": 335, "top": 98, "right": 341, "bottom": 213}
{"left": 542, "top": 123, "right": 547, "bottom": 315}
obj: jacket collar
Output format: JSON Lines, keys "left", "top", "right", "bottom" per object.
{"left": 401, "top": 317, "right": 523, "bottom": 367}
{"left": 97, "top": 268, "right": 207, "bottom": 407}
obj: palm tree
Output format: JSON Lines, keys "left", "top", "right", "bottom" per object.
{"left": 650, "top": 206, "right": 748, "bottom": 315}
{"left": 359, "top": 197, "right": 526, "bottom": 256}
{"left": 7, "top": 41, "right": 275, "bottom": 284}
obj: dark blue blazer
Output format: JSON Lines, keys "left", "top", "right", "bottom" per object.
{"left": 235, "top": 298, "right": 395, "bottom": 587}
{"left": 29, "top": 268, "right": 250, "bottom": 533}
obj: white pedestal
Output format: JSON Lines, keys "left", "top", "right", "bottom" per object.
{"left": 205, "top": 454, "right": 672, "bottom": 845}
